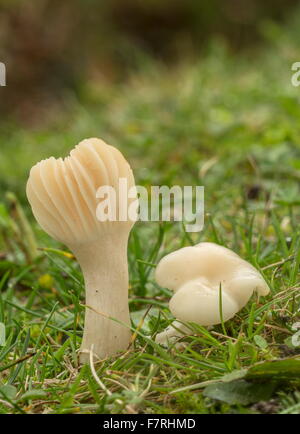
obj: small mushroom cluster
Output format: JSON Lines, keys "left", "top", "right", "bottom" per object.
{"left": 26, "top": 138, "right": 270, "bottom": 361}
{"left": 155, "top": 242, "right": 270, "bottom": 345}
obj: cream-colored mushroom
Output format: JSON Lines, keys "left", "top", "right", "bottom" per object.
{"left": 26, "top": 138, "right": 137, "bottom": 363}
{"left": 155, "top": 242, "right": 270, "bottom": 345}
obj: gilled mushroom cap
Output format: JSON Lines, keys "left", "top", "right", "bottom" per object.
{"left": 155, "top": 242, "right": 270, "bottom": 326}
{"left": 26, "top": 138, "right": 136, "bottom": 247}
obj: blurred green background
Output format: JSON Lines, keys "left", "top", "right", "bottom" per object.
{"left": 0, "top": 0, "right": 300, "bottom": 226}
{"left": 0, "top": 1, "right": 300, "bottom": 415}
{"left": 0, "top": 0, "right": 300, "bottom": 198}
{"left": 0, "top": 0, "right": 299, "bottom": 123}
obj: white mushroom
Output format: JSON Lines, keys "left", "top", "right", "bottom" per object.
{"left": 155, "top": 242, "right": 270, "bottom": 345}
{"left": 26, "top": 138, "right": 137, "bottom": 363}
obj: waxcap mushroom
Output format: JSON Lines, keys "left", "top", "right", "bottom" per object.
{"left": 26, "top": 138, "right": 137, "bottom": 363}
{"left": 155, "top": 242, "right": 270, "bottom": 343}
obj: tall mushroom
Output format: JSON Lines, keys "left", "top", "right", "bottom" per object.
{"left": 26, "top": 138, "right": 137, "bottom": 363}
{"left": 155, "top": 242, "right": 270, "bottom": 345}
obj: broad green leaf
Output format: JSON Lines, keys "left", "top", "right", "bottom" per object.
{"left": 246, "top": 358, "right": 300, "bottom": 381}
{"left": 221, "top": 357, "right": 300, "bottom": 383}
{"left": 0, "top": 385, "right": 17, "bottom": 401}
{"left": 203, "top": 357, "right": 300, "bottom": 405}
{"left": 203, "top": 380, "right": 275, "bottom": 405}
{"left": 18, "top": 389, "right": 47, "bottom": 402}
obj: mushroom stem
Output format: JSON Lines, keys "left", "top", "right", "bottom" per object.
{"left": 72, "top": 234, "right": 131, "bottom": 364}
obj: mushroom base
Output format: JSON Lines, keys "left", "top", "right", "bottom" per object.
{"left": 72, "top": 236, "right": 132, "bottom": 364}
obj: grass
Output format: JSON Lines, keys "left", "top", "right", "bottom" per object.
{"left": 0, "top": 15, "right": 300, "bottom": 414}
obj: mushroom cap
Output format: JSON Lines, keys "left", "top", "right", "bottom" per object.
{"left": 169, "top": 280, "right": 239, "bottom": 326}
{"left": 155, "top": 242, "right": 270, "bottom": 326}
{"left": 26, "top": 138, "right": 137, "bottom": 247}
